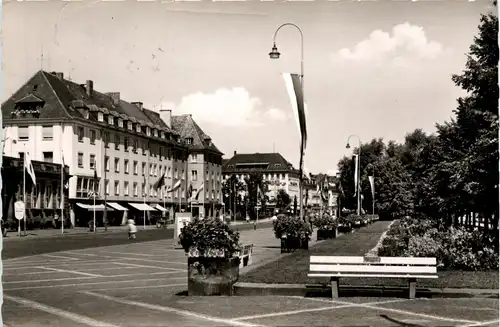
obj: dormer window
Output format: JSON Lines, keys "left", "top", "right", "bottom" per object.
{"left": 186, "top": 138, "right": 193, "bottom": 145}
{"left": 146, "top": 127, "right": 151, "bottom": 136}
{"left": 275, "top": 164, "right": 281, "bottom": 168}
{"left": 118, "top": 119, "right": 123, "bottom": 128}
{"left": 84, "top": 110, "right": 90, "bottom": 119}
{"left": 98, "top": 112, "right": 104, "bottom": 122}
{"left": 136, "top": 124, "right": 141, "bottom": 133}
{"left": 228, "top": 165, "right": 234, "bottom": 168}
{"left": 108, "top": 116, "right": 114, "bottom": 125}
{"left": 160, "top": 132, "right": 165, "bottom": 139}
{"left": 127, "top": 122, "right": 132, "bottom": 130}
{"left": 153, "top": 129, "right": 158, "bottom": 137}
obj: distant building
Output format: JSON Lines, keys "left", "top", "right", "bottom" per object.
{"left": 2, "top": 70, "right": 223, "bottom": 226}
{"left": 303, "top": 173, "right": 339, "bottom": 216}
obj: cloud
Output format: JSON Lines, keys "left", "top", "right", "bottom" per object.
{"left": 333, "top": 22, "right": 443, "bottom": 63}
{"left": 327, "top": 169, "right": 338, "bottom": 177}
{"left": 150, "top": 87, "right": 288, "bottom": 127}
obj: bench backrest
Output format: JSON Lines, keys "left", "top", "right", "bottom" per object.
{"left": 309, "top": 256, "right": 437, "bottom": 275}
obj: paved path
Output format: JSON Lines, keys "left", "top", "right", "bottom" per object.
{"left": 3, "top": 225, "right": 498, "bottom": 327}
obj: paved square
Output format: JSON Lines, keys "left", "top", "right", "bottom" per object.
{"left": 3, "top": 228, "right": 499, "bottom": 327}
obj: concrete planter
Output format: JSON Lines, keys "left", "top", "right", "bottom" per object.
{"left": 187, "top": 256, "right": 240, "bottom": 296}
{"left": 317, "top": 228, "right": 337, "bottom": 240}
{"left": 280, "top": 236, "right": 309, "bottom": 253}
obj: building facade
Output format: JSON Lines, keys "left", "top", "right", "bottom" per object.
{"left": 221, "top": 152, "right": 301, "bottom": 206}
{"left": 2, "top": 70, "right": 223, "bottom": 227}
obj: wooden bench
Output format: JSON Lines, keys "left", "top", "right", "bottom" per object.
{"left": 308, "top": 256, "right": 438, "bottom": 299}
{"left": 236, "top": 244, "right": 253, "bottom": 269}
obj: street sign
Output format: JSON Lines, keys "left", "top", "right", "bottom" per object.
{"left": 14, "top": 201, "right": 25, "bottom": 220}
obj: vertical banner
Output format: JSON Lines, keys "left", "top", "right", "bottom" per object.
{"left": 353, "top": 154, "right": 359, "bottom": 197}
{"left": 368, "top": 176, "right": 375, "bottom": 199}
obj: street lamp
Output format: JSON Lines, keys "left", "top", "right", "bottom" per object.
{"left": 269, "top": 22, "right": 305, "bottom": 221}
{"left": 346, "top": 134, "right": 362, "bottom": 216}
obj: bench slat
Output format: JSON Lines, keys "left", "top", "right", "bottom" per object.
{"left": 310, "top": 256, "right": 436, "bottom": 266}
{"left": 310, "top": 264, "right": 437, "bottom": 274}
{"left": 308, "top": 273, "right": 438, "bottom": 279}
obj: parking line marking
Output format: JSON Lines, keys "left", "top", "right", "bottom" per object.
{"left": 233, "top": 299, "right": 406, "bottom": 321}
{"left": 112, "top": 262, "right": 185, "bottom": 271}
{"left": 38, "top": 266, "right": 103, "bottom": 277}
{"left": 65, "top": 252, "right": 186, "bottom": 265}
{"left": 4, "top": 260, "right": 120, "bottom": 269}
{"left": 459, "top": 320, "right": 500, "bottom": 327}
{"left": 42, "top": 254, "right": 80, "bottom": 261}
{"left": 83, "top": 291, "right": 266, "bottom": 327}
{"left": 289, "top": 296, "right": 479, "bottom": 324}
{"left": 107, "top": 271, "right": 185, "bottom": 278}
{"left": 4, "top": 294, "right": 119, "bottom": 327}
{"left": 88, "top": 283, "right": 186, "bottom": 292}
{"left": 4, "top": 277, "right": 186, "bottom": 291}
{"left": 99, "top": 250, "right": 164, "bottom": 257}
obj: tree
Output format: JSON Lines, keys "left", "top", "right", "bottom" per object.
{"left": 221, "top": 174, "right": 246, "bottom": 218}
{"left": 276, "top": 189, "right": 291, "bottom": 211}
{"left": 244, "top": 172, "right": 269, "bottom": 219}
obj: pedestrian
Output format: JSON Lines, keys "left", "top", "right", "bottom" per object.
{"left": 127, "top": 219, "right": 137, "bottom": 239}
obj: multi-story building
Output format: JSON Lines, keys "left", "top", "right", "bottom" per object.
{"left": 222, "top": 152, "right": 301, "bottom": 206}
{"left": 303, "top": 173, "right": 339, "bottom": 216}
{"left": 2, "top": 70, "right": 223, "bottom": 226}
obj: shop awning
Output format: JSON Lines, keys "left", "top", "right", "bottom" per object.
{"left": 107, "top": 202, "right": 128, "bottom": 211}
{"left": 128, "top": 203, "right": 157, "bottom": 211}
{"left": 153, "top": 204, "right": 168, "bottom": 212}
{"left": 76, "top": 203, "right": 113, "bottom": 211}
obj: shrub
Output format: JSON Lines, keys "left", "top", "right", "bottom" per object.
{"left": 313, "top": 215, "right": 338, "bottom": 231}
{"left": 178, "top": 218, "right": 240, "bottom": 258}
{"left": 273, "top": 215, "right": 311, "bottom": 240}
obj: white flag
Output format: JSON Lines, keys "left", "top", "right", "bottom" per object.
{"left": 368, "top": 176, "right": 375, "bottom": 199}
{"left": 194, "top": 182, "right": 205, "bottom": 200}
{"left": 167, "top": 179, "right": 182, "bottom": 193}
{"left": 302, "top": 164, "right": 312, "bottom": 181}
{"left": 25, "top": 152, "right": 36, "bottom": 186}
{"left": 353, "top": 154, "right": 359, "bottom": 197}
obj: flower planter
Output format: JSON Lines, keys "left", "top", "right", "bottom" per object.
{"left": 300, "top": 238, "right": 309, "bottom": 250}
{"left": 317, "top": 229, "right": 337, "bottom": 240}
{"left": 187, "top": 256, "right": 240, "bottom": 296}
{"left": 281, "top": 236, "right": 309, "bottom": 252}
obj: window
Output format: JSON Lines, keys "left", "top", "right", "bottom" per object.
{"left": 118, "top": 119, "right": 123, "bottom": 128}
{"left": 124, "top": 159, "right": 129, "bottom": 174}
{"left": 136, "top": 125, "right": 141, "bottom": 133}
{"left": 104, "top": 132, "right": 110, "bottom": 148}
{"left": 132, "top": 140, "right": 137, "bottom": 153}
{"left": 133, "top": 182, "right": 138, "bottom": 197}
{"left": 154, "top": 164, "right": 158, "bottom": 177}
{"left": 43, "top": 152, "right": 53, "bottom": 163}
{"left": 186, "top": 138, "right": 193, "bottom": 145}
{"left": 167, "top": 166, "right": 171, "bottom": 178}
{"left": 77, "top": 127, "right": 84, "bottom": 142}
{"left": 146, "top": 127, "right": 151, "bottom": 136}
{"left": 150, "top": 164, "right": 154, "bottom": 176}
{"left": 89, "top": 154, "right": 96, "bottom": 169}
{"left": 142, "top": 183, "right": 146, "bottom": 196}
{"left": 127, "top": 122, "right": 132, "bottom": 130}
{"left": 108, "top": 116, "right": 114, "bottom": 125}
{"left": 133, "top": 161, "right": 138, "bottom": 175}
{"left": 149, "top": 185, "right": 153, "bottom": 197}
{"left": 142, "top": 142, "right": 147, "bottom": 156}
{"left": 124, "top": 137, "right": 129, "bottom": 152}
{"left": 105, "top": 156, "right": 110, "bottom": 171}
{"left": 114, "top": 135, "right": 120, "bottom": 150}
{"left": 19, "top": 127, "right": 29, "bottom": 141}
{"left": 42, "top": 126, "right": 53, "bottom": 141}
{"left": 114, "top": 158, "right": 120, "bottom": 172}
{"left": 181, "top": 169, "right": 185, "bottom": 180}
{"left": 159, "top": 147, "right": 164, "bottom": 159}
{"left": 191, "top": 154, "right": 198, "bottom": 163}
{"left": 124, "top": 181, "right": 129, "bottom": 196}
{"left": 90, "top": 130, "right": 96, "bottom": 145}
{"left": 206, "top": 171, "right": 209, "bottom": 181}
{"left": 78, "top": 153, "right": 84, "bottom": 168}
{"left": 105, "top": 180, "right": 110, "bottom": 195}
{"left": 98, "top": 112, "right": 104, "bottom": 122}
{"left": 142, "top": 163, "right": 146, "bottom": 176}
{"left": 114, "top": 181, "right": 120, "bottom": 195}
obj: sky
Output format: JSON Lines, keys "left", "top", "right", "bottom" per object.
{"left": 2, "top": 0, "right": 495, "bottom": 176}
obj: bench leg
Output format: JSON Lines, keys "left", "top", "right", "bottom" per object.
{"left": 408, "top": 278, "right": 416, "bottom": 299}
{"left": 330, "top": 277, "right": 339, "bottom": 299}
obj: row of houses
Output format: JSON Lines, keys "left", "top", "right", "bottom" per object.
{"left": 2, "top": 70, "right": 224, "bottom": 227}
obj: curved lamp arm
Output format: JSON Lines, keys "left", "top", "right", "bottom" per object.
{"left": 271, "top": 23, "right": 304, "bottom": 79}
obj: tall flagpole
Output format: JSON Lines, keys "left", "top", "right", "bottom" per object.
{"left": 93, "top": 171, "right": 96, "bottom": 233}
{"left": 21, "top": 154, "right": 26, "bottom": 237}
{"left": 61, "top": 152, "right": 64, "bottom": 234}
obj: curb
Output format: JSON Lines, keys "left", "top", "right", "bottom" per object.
{"left": 233, "top": 282, "right": 500, "bottom": 299}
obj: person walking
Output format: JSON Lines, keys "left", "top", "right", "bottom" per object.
{"left": 127, "top": 219, "right": 137, "bottom": 239}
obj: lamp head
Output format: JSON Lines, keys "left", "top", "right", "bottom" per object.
{"left": 345, "top": 143, "right": 350, "bottom": 149}
{"left": 269, "top": 44, "right": 280, "bottom": 59}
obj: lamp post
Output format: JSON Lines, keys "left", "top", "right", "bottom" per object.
{"left": 346, "top": 134, "right": 361, "bottom": 216}
{"left": 269, "top": 22, "right": 305, "bottom": 221}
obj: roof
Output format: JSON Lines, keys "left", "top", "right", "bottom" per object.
{"left": 222, "top": 152, "right": 299, "bottom": 174}
{"left": 1, "top": 71, "right": 174, "bottom": 134}
{"left": 171, "top": 114, "right": 223, "bottom": 155}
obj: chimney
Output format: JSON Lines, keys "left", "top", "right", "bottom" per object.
{"left": 106, "top": 92, "right": 120, "bottom": 106}
{"left": 159, "top": 109, "right": 172, "bottom": 129}
{"left": 234, "top": 150, "right": 237, "bottom": 156}
{"left": 131, "top": 102, "right": 143, "bottom": 110}
{"left": 86, "top": 80, "right": 94, "bottom": 98}
{"left": 53, "top": 72, "right": 64, "bottom": 80}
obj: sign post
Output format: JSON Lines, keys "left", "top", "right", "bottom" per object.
{"left": 14, "top": 201, "right": 25, "bottom": 237}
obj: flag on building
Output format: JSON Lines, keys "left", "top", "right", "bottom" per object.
{"left": 194, "top": 182, "right": 205, "bottom": 200}
{"left": 152, "top": 173, "right": 165, "bottom": 191}
{"left": 24, "top": 152, "right": 36, "bottom": 187}
{"left": 282, "top": 73, "right": 307, "bottom": 177}
{"left": 188, "top": 183, "right": 193, "bottom": 199}
{"left": 368, "top": 176, "right": 375, "bottom": 199}
{"left": 353, "top": 154, "right": 359, "bottom": 197}
{"left": 93, "top": 169, "right": 99, "bottom": 194}
{"left": 143, "top": 174, "right": 147, "bottom": 197}
{"left": 167, "top": 179, "right": 182, "bottom": 193}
